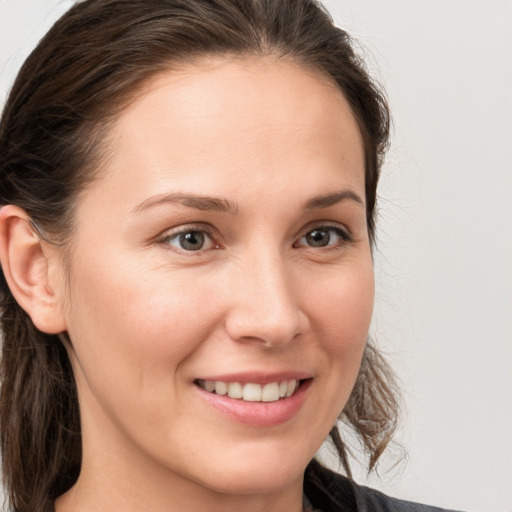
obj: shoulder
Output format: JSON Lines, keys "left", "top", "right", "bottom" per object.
{"left": 304, "top": 460, "right": 464, "bottom": 512}
{"left": 353, "top": 484, "right": 462, "bottom": 512}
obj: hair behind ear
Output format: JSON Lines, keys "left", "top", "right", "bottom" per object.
{"left": 330, "top": 342, "right": 401, "bottom": 475}
{"left": 0, "top": 294, "right": 82, "bottom": 512}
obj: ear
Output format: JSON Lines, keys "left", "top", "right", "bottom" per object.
{"left": 0, "top": 205, "right": 67, "bottom": 334}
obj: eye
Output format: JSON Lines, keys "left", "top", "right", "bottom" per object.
{"left": 163, "top": 229, "right": 217, "bottom": 252}
{"left": 295, "top": 226, "right": 350, "bottom": 248}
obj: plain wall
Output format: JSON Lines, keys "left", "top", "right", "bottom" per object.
{"left": 1, "top": 1, "right": 511, "bottom": 511}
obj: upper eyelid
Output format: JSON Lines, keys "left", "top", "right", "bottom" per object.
{"left": 297, "top": 221, "right": 351, "bottom": 239}
{"left": 157, "top": 223, "right": 218, "bottom": 240}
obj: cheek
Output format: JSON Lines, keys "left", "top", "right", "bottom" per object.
{"left": 64, "top": 253, "right": 217, "bottom": 396}
{"left": 310, "top": 258, "right": 374, "bottom": 349}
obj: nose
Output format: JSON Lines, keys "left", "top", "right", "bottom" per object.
{"left": 224, "top": 250, "right": 307, "bottom": 348}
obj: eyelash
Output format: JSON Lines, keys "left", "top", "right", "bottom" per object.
{"left": 294, "top": 225, "right": 352, "bottom": 249}
{"left": 157, "top": 223, "right": 352, "bottom": 254}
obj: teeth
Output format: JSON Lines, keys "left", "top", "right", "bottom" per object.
{"left": 214, "top": 381, "right": 227, "bottom": 395}
{"left": 201, "top": 379, "right": 300, "bottom": 402}
{"left": 286, "top": 379, "right": 297, "bottom": 397}
{"left": 227, "top": 382, "right": 243, "bottom": 399}
{"left": 261, "top": 382, "right": 280, "bottom": 402}
{"left": 243, "top": 383, "right": 262, "bottom": 402}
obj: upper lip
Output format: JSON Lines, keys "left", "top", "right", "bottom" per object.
{"left": 194, "top": 371, "right": 313, "bottom": 385}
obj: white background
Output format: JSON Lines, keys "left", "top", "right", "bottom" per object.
{"left": 1, "top": 1, "right": 511, "bottom": 511}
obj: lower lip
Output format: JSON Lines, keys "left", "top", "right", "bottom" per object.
{"left": 195, "top": 380, "right": 312, "bottom": 427}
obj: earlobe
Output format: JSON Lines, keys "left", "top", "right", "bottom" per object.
{"left": 0, "top": 205, "right": 67, "bottom": 334}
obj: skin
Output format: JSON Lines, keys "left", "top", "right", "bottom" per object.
{"left": 36, "top": 57, "right": 373, "bottom": 512}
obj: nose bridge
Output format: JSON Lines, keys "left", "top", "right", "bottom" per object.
{"left": 225, "top": 244, "right": 303, "bottom": 346}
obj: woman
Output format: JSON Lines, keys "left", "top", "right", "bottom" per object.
{"left": 0, "top": 1, "right": 461, "bottom": 511}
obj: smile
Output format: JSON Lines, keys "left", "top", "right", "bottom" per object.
{"left": 196, "top": 379, "right": 300, "bottom": 402}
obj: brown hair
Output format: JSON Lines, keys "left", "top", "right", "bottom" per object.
{"left": 0, "top": 1, "right": 397, "bottom": 511}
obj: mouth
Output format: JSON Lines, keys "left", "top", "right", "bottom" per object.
{"left": 195, "top": 378, "right": 306, "bottom": 403}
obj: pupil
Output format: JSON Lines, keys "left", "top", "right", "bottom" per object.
{"left": 180, "top": 231, "right": 204, "bottom": 250}
{"left": 307, "top": 229, "right": 329, "bottom": 247}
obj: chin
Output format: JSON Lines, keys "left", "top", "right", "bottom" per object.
{"left": 168, "top": 442, "right": 307, "bottom": 497}
{"left": 199, "top": 464, "right": 303, "bottom": 496}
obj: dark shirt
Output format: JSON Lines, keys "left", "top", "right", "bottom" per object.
{"left": 304, "top": 460, "right": 464, "bottom": 512}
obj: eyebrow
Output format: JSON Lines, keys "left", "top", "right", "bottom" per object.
{"left": 132, "top": 189, "right": 363, "bottom": 215}
{"left": 304, "top": 190, "right": 364, "bottom": 210}
{"left": 132, "top": 193, "right": 239, "bottom": 215}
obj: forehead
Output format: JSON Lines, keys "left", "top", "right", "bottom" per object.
{"left": 82, "top": 56, "right": 365, "bottom": 214}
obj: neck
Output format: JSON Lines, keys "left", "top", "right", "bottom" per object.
{"left": 55, "top": 468, "right": 305, "bottom": 512}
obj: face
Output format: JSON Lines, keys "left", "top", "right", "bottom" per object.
{"left": 57, "top": 58, "right": 373, "bottom": 504}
